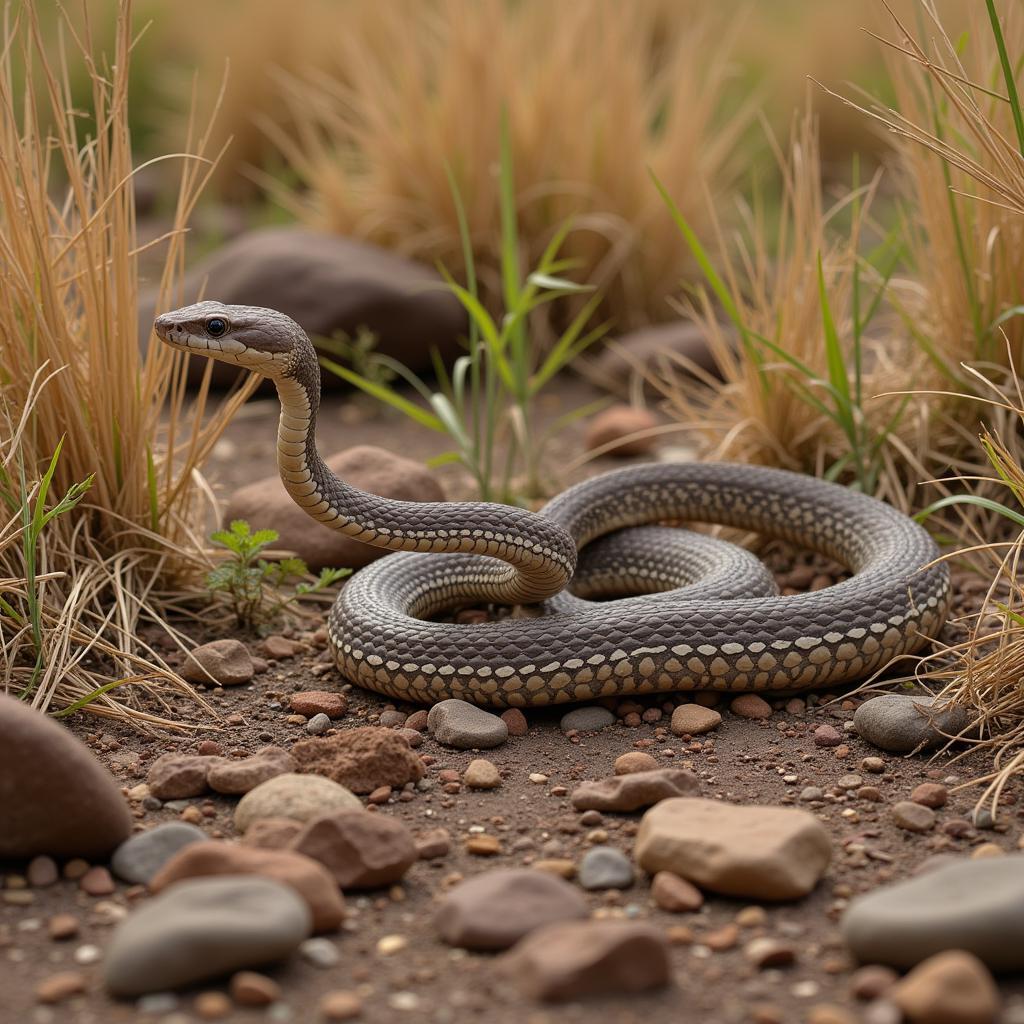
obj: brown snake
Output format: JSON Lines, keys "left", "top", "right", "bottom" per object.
{"left": 156, "top": 302, "right": 951, "bottom": 708}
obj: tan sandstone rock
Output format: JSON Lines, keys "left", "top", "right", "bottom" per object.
{"left": 570, "top": 768, "right": 698, "bottom": 813}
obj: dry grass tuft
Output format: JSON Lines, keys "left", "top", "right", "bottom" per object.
{"left": 0, "top": 1, "right": 251, "bottom": 721}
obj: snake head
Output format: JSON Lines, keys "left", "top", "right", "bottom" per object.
{"left": 153, "top": 301, "right": 312, "bottom": 380}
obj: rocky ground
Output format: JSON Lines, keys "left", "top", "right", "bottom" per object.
{"left": 3, "top": 389, "right": 1023, "bottom": 1024}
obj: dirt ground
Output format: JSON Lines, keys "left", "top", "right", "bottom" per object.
{"left": 3, "top": 384, "right": 1023, "bottom": 1024}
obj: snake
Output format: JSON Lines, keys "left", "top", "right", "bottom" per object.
{"left": 155, "top": 301, "right": 952, "bottom": 709}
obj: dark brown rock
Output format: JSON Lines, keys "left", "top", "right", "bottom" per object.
{"left": 291, "top": 727, "right": 424, "bottom": 794}
{"left": 570, "top": 768, "right": 698, "bottom": 812}
{"left": 0, "top": 695, "right": 132, "bottom": 859}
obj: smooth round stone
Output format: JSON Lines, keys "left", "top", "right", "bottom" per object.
{"left": 427, "top": 699, "right": 507, "bottom": 750}
{"left": 0, "top": 694, "right": 132, "bottom": 859}
{"left": 841, "top": 853, "right": 1024, "bottom": 970}
{"left": 578, "top": 846, "right": 634, "bottom": 891}
{"left": 104, "top": 876, "right": 312, "bottom": 997}
{"left": 560, "top": 706, "right": 616, "bottom": 733}
{"left": 235, "top": 773, "right": 361, "bottom": 833}
{"left": 853, "top": 694, "right": 973, "bottom": 754}
{"left": 111, "top": 823, "right": 210, "bottom": 884}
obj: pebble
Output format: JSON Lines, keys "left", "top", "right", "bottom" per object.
{"left": 260, "top": 635, "right": 301, "bottom": 659}
{"left": 242, "top": 817, "right": 304, "bottom": 850}
{"left": 841, "top": 853, "right": 1024, "bottom": 969}
{"left": 911, "top": 783, "right": 948, "bottom": 809}
{"left": 147, "top": 753, "right": 224, "bottom": 800}
{"left": 745, "top": 937, "right": 797, "bottom": 968}
{"left": 290, "top": 810, "right": 417, "bottom": 889}
{"left": 892, "top": 801, "right": 936, "bottom": 833}
{"left": 234, "top": 773, "right": 361, "bottom": 832}
{"left": 499, "top": 920, "right": 671, "bottom": 1000}
{"left": 560, "top": 706, "right": 616, "bottom": 733}
{"left": 104, "top": 876, "right": 311, "bottom": 996}
{"left": 290, "top": 691, "right": 347, "bottom": 719}
{"left": 181, "top": 639, "right": 254, "bottom": 686}
{"left": 35, "top": 971, "right": 87, "bottom": 1004}
{"left": 230, "top": 971, "right": 281, "bottom": 1006}
{"left": 427, "top": 699, "right": 508, "bottom": 749}
{"left": 850, "top": 965, "right": 899, "bottom": 1001}
{"left": 79, "top": 866, "right": 115, "bottom": 895}
{"left": 194, "top": 991, "right": 232, "bottom": 1019}
{"left": 27, "top": 855, "right": 58, "bottom": 887}
{"left": 291, "top": 726, "right": 425, "bottom": 793}
{"left": 584, "top": 404, "right": 660, "bottom": 456}
{"left": 377, "top": 710, "right": 407, "bottom": 728}
{"left": 862, "top": 756, "right": 886, "bottom": 773}
{"left": 149, "top": 840, "right": 345, "bottom": 933}
{"left": 463, "top": 759, "right": 501, "bottom": 789}
{"left": 670, "top": 704, "right": 722, "bottom": 736}
{"left": 570, "top": 768, "right": 698, "bottom": 812}
{"left": 613, "top": 751, "right": 659, "bottom": 774}
{"left": 650, "top": 871, "right": 703, "bottom": 912}
{"left": 207, "top": 746, "right": 295, "bottom": 795}
{"left": 435, "top": 868, "right": 588, "bottom": 950}
{"left": 319, "top": 991, "right": 362, "bottom": 1020}
{"left": 48, "top": 914, "right": 80, "bottom": 941}
{"left": 891, "top": 950, "right": 1000, "bottom": 1024}
{"left": 853, "top": 694, "right": 972, "bottom": 753}
{"left": 730, "top": 694, "right": 772, "bottom": 720}
{"left": 415, "top": 828, "right": 451, "bottom": 860}
{"left": 376, "top": 933, "right": 407, "bottom": 956}
{"left": 635, "top": 797, "right": 832, "bottom": 900}
{"left": 299, "top": 937, "right": 341, "bottom": 968}
{"left": 405, "top": 710, "right": 429, "bottom": 732}
{"left": 465, "top": 834, "right": 501, "bottom": 856}
{"left": 500, "top": 708, "right": 528, "bottom": 736}
{"left": 0, "top": 694, "right": 133, "bottom": 859}
{"left": 306, "top": 713, "right": 331, "bottom": 735}
{"left": 813, "top": 724, "right": 843, "bottom": 747}
{"left": 578, "top": 846, "right": 634, "bottom": 890}
{"left": 534, "top": 859, "right": 576, "bottom": 879}
{"left": 111, "top": 822, "right": 209, "bottom": 884}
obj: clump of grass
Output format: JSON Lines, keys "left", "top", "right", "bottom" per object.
{"left": 0, "top": 2, "right": 251, "bottom": 721}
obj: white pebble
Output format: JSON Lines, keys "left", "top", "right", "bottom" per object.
{"left": 299, "top": 937, "right": 340, "bottom": 968}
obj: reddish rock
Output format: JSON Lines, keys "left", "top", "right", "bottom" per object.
{"left": 230, "top": 971, "right": 281, "bottom": 1007}
{"left": 79, "top": 866, "right": 115, "bottom": 896}
{"left": 911, "top": 783, "right": 949, "bottom": 809}
{"left": 500, "top": 708, "right": 529, "bottom": 737}
{"left": 290, "top": 691, "right": 348, "bottom": 719}
{"left": 650, "top": 871, "right": 704, "bottom": 912}
{"left": 813, "top": 724, "right": 843, "bottom": 747}
{"left": 405, "top": 710, "right": 429, "bottom": 732}
{"left": 207, "top": 747, "right": 294, "bottom": 795}
{"left": 147, "top": 754, "right": 224, "bottom": 800}
{"left": 570, "top": 768, "right": 698, "bottom": 813}
{"left": 259, "top": 635, "right": 301, "bottom": 660}
{"left": 891, "top": 950, "right": 999, "bottom": 1024}
{"left": 730, "top": 695, "right": 772, "bottom": 720}
{"left": 291, "top": 727, "right": 424, "bottom": 794}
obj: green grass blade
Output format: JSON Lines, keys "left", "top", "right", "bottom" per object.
{"left": 319, "top": 357, "right": 445, "bottom": 432}
{"left": 916, "top": 493, "right": 1024, "bottom": 530}
{"left": 986, "top": 0, "right": 1024, "bottom": 158}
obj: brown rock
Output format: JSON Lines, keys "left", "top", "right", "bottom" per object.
{"left": 730, "top": 695, "right": 772, "bottom": 720}
{"left": 230, "top": 971, "right": 281, "bottom": 1007}
{"left": 891, "top": 950, "right": 1000, "bottom": 1024}
{"left": 813, "top": 724, "right": 844, "bottom": 747}
{"left": 290, "top": 691, "right": 348, "bottom": 719}
{"left": 613, "top": 751, "right": 659, "bottom": 775}
{"left": 27, "top": 855, "right": 59, "bottom": 887}
{"left": 181, "top": 639, "right": 253, "bottom": 687}
{"left": 35, "top": 971, "right": 87, "bottom": 1004}
{"left": 499, "top": 920, "right": 671, "bottom": 1001}
{"left": 570, "top": 768, "right": 698, "bottom": 812}
{"left": 463, "top": 759, "right": 501, "bottom": 790}
{"left": 319, "top": 990, "right": 363, "bottom": 1020}
{"left": 405, "top": 709, "right": 429, "bottom": 732}
{"left": 290, "top": 811, "right": 417, "bottom": 889}
{"left": 79, "top": 866, "right": 115, "bottom": 896}
{"left": 194, "top": 991, "right": 232, "bottom": 1019}
{"left": 259, "top": 635, "right": 301, "bottom": 660}
{"left": 911, "top": 783, "right": 949, "bottom": 809}
{"left": 670, "top": 704, "right": 722, "bottom": 736}
{"left": 0, "top": 695, "right": 132, "bottom": 859}
{"left": 149, "top": 841, "right": 345, "bottom": 933}
{"left": 225, "top": 447, "right": 445, "bottom": 571}
{"left": 650, "top": 870, "right": 703, "bottom": 912}
{"left": 500, "top": 707, "right": 528, "bottom": 737}
{"left": 744, "top": 937, "right": 797, "bottom": 968}
{"left": 584, "top": 405, "right": 659, "bottom": 457}
{"left": 147, "top": 754, "right": 224, "bottom": 800}
{"left": 241, "top": 817, "right": 305, "bottom": 850}
{"left": 635, "top": 798, "right": 832, "bottom": 900}
{"left": 415, "top": 828, "right": 451, "bottom": 860}
{"left": 291, "top": 727, "right": 424, "bottom": 794}
{"left": 892, "top": 800, "right": 936, "bottom": 833}
{"left": 207, "top": 747, "right": 294, "bottom": 795}
{"left": 850, "top": 965, "right": 899, "bottom": 1001}
{"left": 48, "top": 914, "right": 80, "bottom": 941}
{"left": 466, "top": 834, "right": 501, "bottom": 856}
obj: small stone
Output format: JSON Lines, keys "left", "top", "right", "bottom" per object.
{"left": 428, "top": 699, "right": 508, "bottom": 749}
{"left": 291, "top": 727, "right": 425, "bottom": 793}
{"left": 862, "top": 757, "right": 886, "bottom": 773}
{"left": 79, "top": 866, "right": 115, "bottom": 895}
{"left": 892, "top": 801, "right": 936, "bottom": 833}
{"left": 850, "top": 965, "right": 899, "bottom": 1001}
{"left": 854, "top": 694, "right": 973, "bottom": 754}
{"left": 320, "top": 991, "right": 362, "bottom": 1020}
{"left": 533, "top": 859, "right": 576, "bottom": 879}
{"left": 405, "top": 709, "right": 429, "bottom": 732}
{"left": 614, "top": 752, "right": 659, "bottom": 774}
{"left": 377, "top": 710, "right": 407, "bottom": 728}
{"left": 207, "top": 747, "right": 295, "bottom": 796}
{"left": 260, "top": 635, "right": 301, "bottom": 659}
{"left": 230, "top": 971, "right": 281, "bottom": 1006}
{"left": 891, "top": 950, "right": 999, "bottom": 1024}
{"left": 500, "top": 708, "right": 528, "bottom": 736}
{"left": 194, "top": 991, "right": 232, "bottom": 1019}
{"left": 584, "top": 405, "right": 659, "bottom": 457}
{"left": 730, "top": 695, "right": 772, "bottom": 720}
{"left": 465, "top": 834, "right": 501, "bottom": 856}
{"left": 806, "top": 1006, "right": 857, "bottom": 1024}
{"left": 367, "top": 785, "right": 392, "bottom": 804}
{"left": 27, "top": 856, "right": 59, "bottom": 887}
{"left": 307, "top": 713, "right": 331, "bottom": 736}
{"left": 911, "top": 783, "right": 948, "bottom": 809}
{"left": 670, "top": 704, "right": 722, "bottom": 736}
{"left": 111, "top": 822, "right": 209, "bottom": 884}
{"left": 48, "top": 914, "right": 80, "bottom": 941}
{"left": 705, "top": 923, "right": 740, "bottom": 951}
{"left": 499, "top": 920, "right": 670, "bottom": 1000}
{"left": 147, "top": 754, "right": 223, "bottom": 800}
{"left": 813, "top": 724, "right": 843, "bottom": 747}
{"left": 800, "top": 786, "right": 824, "bottom": 802}
{"left": 376, "top": 933, "right": 407, "bottom": 956}
{"left": 35, "top": 971, "right": 87, "bottom": 1004}
{"left": 578, "top": 846, "right": 634, "bottom": 890}
{"left": 300, "top": 936, "right": 341, "bottom": 968}
{"left": 570, "top": 768, "right": 698, "bottom": 813}
{"left": 181, "top": 639, "right": 254, "bottom": 687}
{"left": 235, "top": 773, "right": 361, "bottom": 832}
{"left": 560, "top": 706, "right": 616, "bottom": 733}
{"left": 242, "top": 817, "right": 304, "bottom": 850}
{"left": 463, "top": 759, "right": 501, "bottom": 790}
{"left": 650, "top": 871, "right": 703, "bottom": 912}
{"left": 971, "top": 843, "right": 1005, "bottom": 860}
{"left": 290, "top": 691, "right": 347, "bottom": 719}
{"left": 745, "top": 937, "right": 797, "bottom": 968}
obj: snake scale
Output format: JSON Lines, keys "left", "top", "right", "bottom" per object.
{"left": 156, "top": 302, "right": 952, "bottom": 708}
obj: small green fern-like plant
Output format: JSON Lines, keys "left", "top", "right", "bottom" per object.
{"left": 206, "top": 520, "right": 350, "bottom": 627}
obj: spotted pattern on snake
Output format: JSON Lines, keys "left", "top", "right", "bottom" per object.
{"left": 155, "top": 301, "right": 952, "bottom": 708}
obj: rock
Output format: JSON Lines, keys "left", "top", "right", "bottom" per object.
{"left": 241, "top": 818, "right": 304, "bottom": 850}
{"left": 570, "top": 768, "right": 698, "bottom": 813}
{"left": 149, "top": 841, "right": 344, "bottom": 933}
{"left": 405, "top": 709, "right": 429, "bottom": 732}
{"left": 853, "top": 694, "right": 973, "bottom": 754}
{"left": 635, "top": 798, "right": 831, "bottom": 900}
{"left": 291, "top": 727, "right": 424, "bottom": 794}
{"left": 650, "top": 871, "right": 704, "bottom": 912}
{"left": 614, "top": 751, "right": 659, "bottom": 774}
{"left": 730, "top": 694, "right": 772, "bottom": 720}
{"left": 181, "top": 639, "right": 253, "bottom": 687}
{"left": 744, "top": 937, "right": 797, "bottom": 968}
{"left": 435, "top": 868, "right": 588, "bottom": 951}
{"left": 320, "top": 991, "right": 363, "bottom": 1020}
{"left": 892, "top": 801, "right": 936, "bottom": 833}
{"left": 841, "top": 854, "right": 1024, "bottom": 970}
{"left": 670, "top": 704, "right": 722, "bottom": 736}
{"left": 111, "top": 823, "right": 210, "bottom": 884}
{"left": 207, "top": 746, "right": 295, "bottom": 795}
{"left": 225, "top": 446, "right": 445, "bottom": 571}
{"left": 415, "top": 828, "right": 451, "bottom": 860}
{"left": 578, "top": 846, "right": 634, "bottom": 890}
{"left": 234, "top": 773, "right": 361, "bottom": 833}
{"left": 147, "top": 754, "right": 224, "bottom": 800}
{"left": 27, "top": 855, "right": 59, "bottom": 887}
{"left": 289, "top": 811, "right": 417, "bottom": 889}
{"left": 813, "top": 724, "right": 843, "bottom": 747}
{"left": 230, "top": 971, "right": 281, "bottom": 1007}
{"left": 850, "top": 965, "right": 900, "bottom": 1001}
{"left": 559, "top": 706, "right": 616, "bottom": 733}
{"left": 290, "top": 691, "right": 348, "bottom": 719}
{"left": 307, "top": 713, "right": 332, "bottom": 735}
{"left": 104, "top": 876, "right": 311, "bottom": 997}
{"left": 142, "top": 228, "right": 466, "bottom": 386}
{"left": 427, "top": 699, "right": 508, "bottom": 750}
{"left": 891, "top": 951, "right": 1000, "bottom": 1024}
{"left": 501, "top": 708, "right": 528, "bottom": 736}
{"left": 0, "top": 694, "right": 133, "bottom": 859}
{"left": 463, "top": 759, "right": 501, "bottom": 790}
{"left": 499, "top": 920, "right": 671, "bottom": 1001}
{"left": 35, "top": 971, "right": 87, "bottom": 1004}
{"left": 583, "top": 405, "right": 659, "bottom": 457}
{"left": 911, "top": 783, "right": 949, "bottom": 809}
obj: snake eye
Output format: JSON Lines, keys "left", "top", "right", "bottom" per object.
{"left": 206, "top": 317, "right": 228, "bottom": 338}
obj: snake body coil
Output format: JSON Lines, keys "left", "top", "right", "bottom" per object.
{"left": 156, "top": 303, "right": 952, "bottom": 708}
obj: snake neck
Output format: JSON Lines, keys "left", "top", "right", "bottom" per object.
{"left": 272, "top": 341, "right": 576, "bottom": 606}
